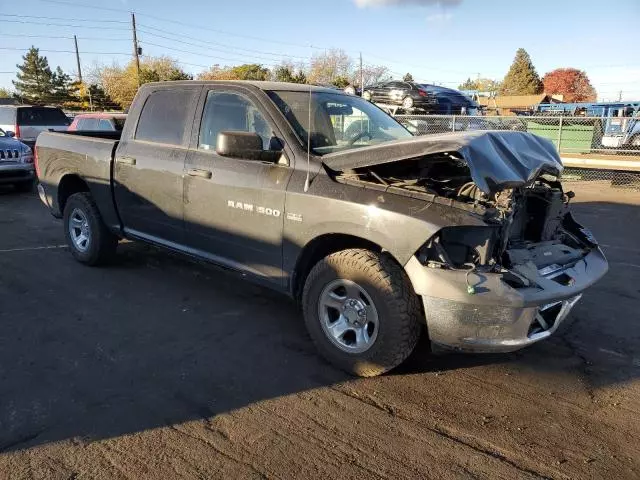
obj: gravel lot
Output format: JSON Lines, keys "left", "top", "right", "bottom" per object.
{"left": 1, "top": 182, "right": 639, "bottom": 479}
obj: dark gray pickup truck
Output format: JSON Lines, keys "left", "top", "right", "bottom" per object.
{"left": 36, "top": 81, "right": 608, "bottom": 376}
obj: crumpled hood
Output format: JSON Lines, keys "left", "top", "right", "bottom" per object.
{"left": 322, "top": 130, "right": 563, "bottom": 194}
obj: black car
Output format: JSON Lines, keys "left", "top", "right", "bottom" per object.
{"left": 362, "top": 81, "right": 438, "bottom": 112}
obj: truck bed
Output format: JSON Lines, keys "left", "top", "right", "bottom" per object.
{"left": 36, "top": 131, "right": 121, "bottom": 228}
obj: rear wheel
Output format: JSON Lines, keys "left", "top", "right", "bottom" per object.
{"left": 63, "top": 192, "right": 118, "bottom": 265}
{"left": 302, "top": 249, "right": 422, "bottom": 377}
{"left": 402, "top": 96, "right": 414, "bottom": 109}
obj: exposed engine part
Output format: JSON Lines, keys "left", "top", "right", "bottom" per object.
{"left": 335, "top": 153, "right": 595, "bottom": 275}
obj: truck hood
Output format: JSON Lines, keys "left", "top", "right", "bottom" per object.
{"left": 322, "top": 130, "right": 563, "bottom": 194}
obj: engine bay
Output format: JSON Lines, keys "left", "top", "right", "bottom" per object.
{"left": 334, "top": 153, "right": 596, "bottom": 276}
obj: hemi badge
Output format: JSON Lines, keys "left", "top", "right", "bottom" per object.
{"left": 286, "top": 212, "right": 303, "bottom": 222}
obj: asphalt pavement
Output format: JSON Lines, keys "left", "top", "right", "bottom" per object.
{"left": 0, "top": 182, "right": 639, "bottom": 479}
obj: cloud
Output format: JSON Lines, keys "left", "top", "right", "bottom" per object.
{"left": 354, "top": 0, "right": 462, "bottom": 7}
{"left": 426, "top": 12, "right": 453, "bottom": 22}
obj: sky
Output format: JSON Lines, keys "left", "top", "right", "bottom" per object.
{"left": 2, "top": 0, "right": 639, "bottom": 101}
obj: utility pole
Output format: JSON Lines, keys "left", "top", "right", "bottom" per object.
{"left": 618, "top": 90, "right": 623, "bottom": 101}
{"left": 73, "top": 35, "right": 82, "bottom": 83}
{"left": 359, "top": 52, "right": 363, "bottom": 96}
{"left": 131, "top": 12, "right": 141, "bottom": 86}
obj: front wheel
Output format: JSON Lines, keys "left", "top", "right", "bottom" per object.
{"left": 63, "top": 192, "right": 118, "bottom": 265}
{"left": 302, "top": 249, "right": 422, "bottom": 377}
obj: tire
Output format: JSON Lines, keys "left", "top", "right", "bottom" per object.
{"left": 362, "top": 91, "right": 372, "bottom": 101}
{"left": 402, "top": 96, "right": 414, "bottom": 109}
{"left": 302, "top": 249, "right": 422, "bottom": 377}
{"left": 14, "top": 179, "right": 35, "bottom": 193}
{"left": 63, "top": 192, "right": 118, "bottom": 266}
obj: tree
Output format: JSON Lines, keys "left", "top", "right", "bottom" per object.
{"left": 403, "top": 72, "right": 414, "bottom": 82}
{"left": 499, "top": 48, "right": 543, "bottom": 95}
{"left": 88, "top": 84, "right": 118, "bottom": 110}
{"left": 230, "top": 64, "right": 270, "bottom": 81}
{"left": 458, "top": 77, "right": 501, "bottom": 93}
{"left": 13, "top": 46, "right": 56, "bottom": 104}
{"left": 98, "top": 56, "right": 191, "bottom": 109}
{"left": 0, "top": 88, "right": 11, "bottom": 98}
{"left": 273, "top": 63, "right": 307, "bottom": 84}
{"left": 198, "top": 63, "right": 269, "bottom": 81}
{"left": 542, "top": 68, "right": 597, "bottom": 102}
{"left": 51, "top": 66, "right": 74, "bottom": 104}
{"left": 308, "top": 49, "right": 352, "bottom": 85}
{"left": 331, "top": 76, "right": 351, "bottom": 89}
{"left": 353, "top": 64, "right": 391, "bottom": 87}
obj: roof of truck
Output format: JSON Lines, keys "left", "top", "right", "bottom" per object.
{"left": 142, "top": 80, "right": 343, "bottom": 94}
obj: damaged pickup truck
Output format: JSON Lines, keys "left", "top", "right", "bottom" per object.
{"left": 35, "top": 81, "right": 608, "bottom": 377}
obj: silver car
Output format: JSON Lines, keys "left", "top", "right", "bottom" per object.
{"left": 0, "top": 128, "right": 35, "bottom": 191}
{"left": 0, "top": 105, "right": 70, "bottom": 149}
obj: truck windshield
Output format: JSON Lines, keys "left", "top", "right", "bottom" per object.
{"left": 267, "top": 90, "right": 411, "bottom": 155}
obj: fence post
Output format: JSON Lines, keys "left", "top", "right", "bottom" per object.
{"left": 452, "top": 115, "right": 456, "bottom": 132}
{"left": 557, "top": 116, "right": 564, "bottom": 152}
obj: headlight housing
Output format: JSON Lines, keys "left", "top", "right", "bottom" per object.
{"left": 21, "top": 146, "right": 34, "bottom": 164}
{"left": 417, "top": 226, "right": 501, "bottom": 268}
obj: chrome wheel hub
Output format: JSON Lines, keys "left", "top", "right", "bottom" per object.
{"left": 318, "top": 279, "right": 379, "bottom": 354}
{"left": 69, "top": 208, "right": 91, "bottom": 252}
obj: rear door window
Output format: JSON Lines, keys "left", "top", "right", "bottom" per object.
{"left": 135, "top": 89, "right": 195, "bottom": 145}
{"left": 17, "top": 107, "right": 70, "bottom": 126}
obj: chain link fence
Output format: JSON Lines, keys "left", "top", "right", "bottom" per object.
{"left": 395, "top": 114, "right": 640, "bottom": 190}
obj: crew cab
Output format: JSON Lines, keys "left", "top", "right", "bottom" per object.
{"left": 36, "top": 81, "right": 608, "bottom": 377}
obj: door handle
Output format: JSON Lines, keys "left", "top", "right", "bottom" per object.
{"left": 117, "top": 156, "right": 136, "bottom": 166}
{"left": 187, "top": 168, "right": 212, "bottom": 179}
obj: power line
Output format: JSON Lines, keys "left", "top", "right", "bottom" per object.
{"left": 31, "top": 0, "right": 322, "bottom": 50}
{"left": 2, "top": 33, "right": 131, "bottom": 41}
{"left": 3, "top": 19, "right": 130, "bottom": 30}
{"left": 137, "top": 25, "right": 309, "bottom": 60}
{"left": 140, "top": 41, "right": 294, "bottom": 66}
{"left": 0, "top": 47, "right": 130, "bottom": 56}
{"left": 3, "top": 13, "right": 128, "bottom": 23}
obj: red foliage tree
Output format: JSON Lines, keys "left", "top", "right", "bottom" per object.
{"left": 542, "top": 68, "right": 597, "bottom": 102}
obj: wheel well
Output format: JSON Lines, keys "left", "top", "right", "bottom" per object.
{"left": 58, "top": 175, "right": 89, "bottom": 214}
{"left": 292, "top": 234, "right": 382, "bottom": 302}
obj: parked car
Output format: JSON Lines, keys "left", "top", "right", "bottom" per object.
{"left": 362, "top": 81, "right": 438, "bottom": 112}
{"left": 0, "top": 105, "right": 70, "bottom": 149}
{"left": 36, "top": 81, "right": 607, "bottom": 377}
{"left": 0, "top": 128, "right": 35, "bottom": 191}
{"left": 68, "top": 113, "right": 127, "bottom": 132}
{"left": 418, "top": 84, "right": 481, "bottom": 115}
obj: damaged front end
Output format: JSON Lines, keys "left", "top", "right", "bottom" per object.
{"left": 328, "top": 131, "right": 608, "bottom": 352}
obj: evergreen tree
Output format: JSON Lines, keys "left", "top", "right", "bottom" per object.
{"left": 13, "top": 46, "right": 55, "bottom": 103}
{"left": 499, "top": 48, "right": 543, "bottom": 95}
{"left": 273, "top": 65, "right": 307, "bottom": 84}
{"left": 403, "top": 72, "right": 414, "bottom": 82}
{"left": 51, "top": 66, "right": 73, "bottom": 104}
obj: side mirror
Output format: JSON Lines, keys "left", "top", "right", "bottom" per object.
{"left": 216, "top": 131, "right": 281, "bottom": 162}
{"left": 5, "top": 131, "right": 15, "bottom": 138}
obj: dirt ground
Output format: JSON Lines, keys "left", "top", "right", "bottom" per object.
{"left": 0, "top": 181, "right": 639, "bottom": 479}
